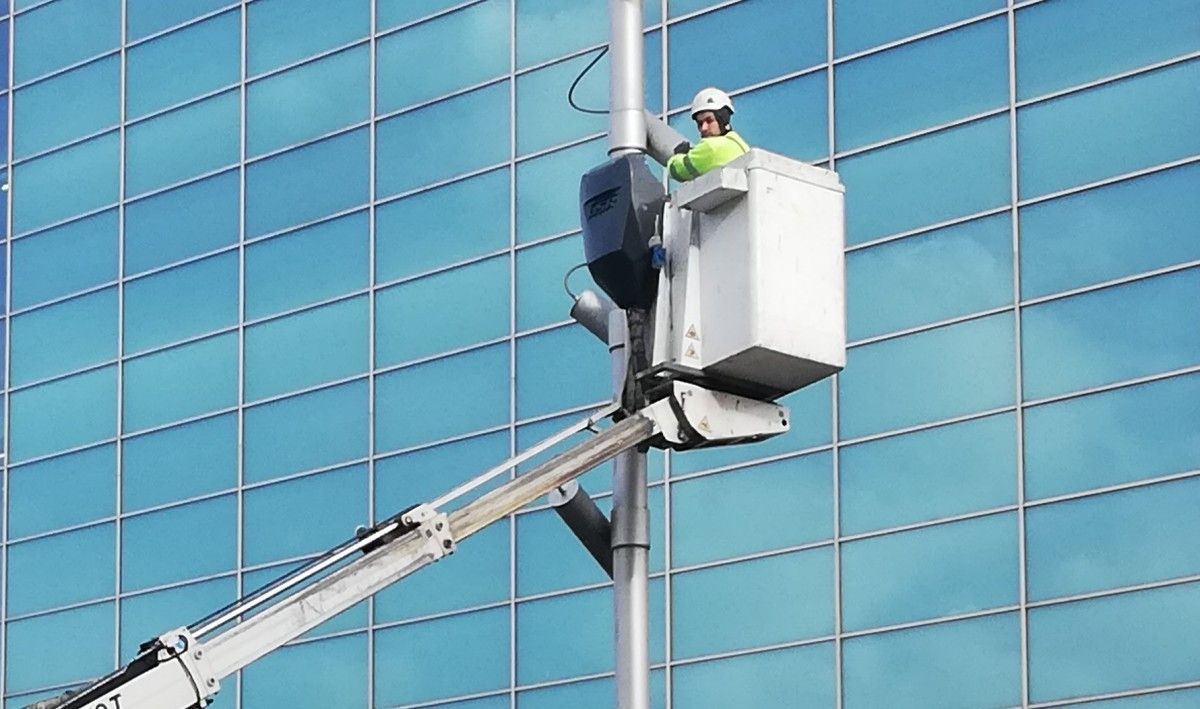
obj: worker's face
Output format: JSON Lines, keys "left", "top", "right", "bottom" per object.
{"left": 694, "top": 111, "right": 722, "bottom": 138}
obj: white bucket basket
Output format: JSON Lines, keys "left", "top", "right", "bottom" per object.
{"left": 652, "top": 149, "right": 846, "bottom": 401}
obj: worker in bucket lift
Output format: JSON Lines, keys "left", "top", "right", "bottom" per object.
{"left": 667, "top": 87, "right": 750, "bottom": 182}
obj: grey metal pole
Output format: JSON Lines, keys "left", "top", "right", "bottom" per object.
{"left": 608, "top": 2, "right": 650, "bottom": 706}
{"left": 609, "top": 311, "right": 651, "bottom": 709}
{"left": 608, "top": 0, "right": 646, "bottom": 158}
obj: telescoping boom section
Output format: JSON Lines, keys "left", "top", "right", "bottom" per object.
{"left": 28, "top": 381, "right": 790, "bottom": 709}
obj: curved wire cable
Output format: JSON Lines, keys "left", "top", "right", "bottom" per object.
{"left": 567, "top": 45, "right": 610, "bottom": 115}
{"left": 563, "top": 261, "right": 589, "bottom": 300}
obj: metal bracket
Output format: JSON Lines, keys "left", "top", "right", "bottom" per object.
{"left": 405, "top": 506, "right": 457, "bottom": 561}
{"left": 155, "top": 628, "right": 219, "bottom": 707}
{"left": 644, "top": 381, "right": 789, "bottom": 449}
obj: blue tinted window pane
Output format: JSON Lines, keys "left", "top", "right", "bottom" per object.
{"left": 374, "top": 431, "right": 510, "bottom": 519}
{"left": 671, "top": 380, "right": 832, "bottom": 475}
{"left": 672, "top": 453, "right": 832, "bottom": 567}
{"left": 376, "top": 169, "right": 509, "bottom": 282}
{"left": 123, "top": 414, "right": 238, "bottom": 511}
{"left": 377, "top": 82, "right": 509, "bottom": 197}
{"left": 248, "top": 0, "right": 369, "bottom": 76}
{"left": 1020, "top": 164, "right": 1200, "bottom": 299}
{"left": 839, "top": 314, "right": 1015, "bottom": 440}
{"left": 1029, "top": 583, "right": 1200, "bottom": 703}
{"left": 518, "top": 582, "right": 666, "bottom": 684}
{"left": 844, "top": 613, "right": 1021, "bottom": 709}
{"left": 125, "top": 170, "right": 239, "bottom": 275}
{"left": 516, "top": 235, "right": 591, "bottom": 331}
{"left": 123, "top": 334, "right": 238, "bottom": 432}
{"left": 1017, "top": 0, "right": 1200, "bottom": 100}
{"left": 378, "top": 0, "right": 508, "bottom": 112}
{"left": 14, "top": 0, "right": 119, "bottom": 83}
{"left": 516, "top": 506, "right": 607, "bottom": 596}
{"left": 9, "top": 445, "right": 115, "bottom": 538}
{"left": 124, "top": 252, "right": 239, "bottom": 353}
{"left": 674, "top": 551, "right": 832, "bottom": 659}
{"left": 840, "top": 116, "right": 1010, "bottom": 245}
{"left": 842, "top": 513, "right": 1018, "bottom": 631}
{"left": 515, "top": 138, "right": 605, "bottom": 243}
{"left": 517, "top": 33, "right": 661, "bottom": 155}
{"left": 835, "top": 0, "right": 1002, "bottom": 57}
{"left": 514, "top": 0, "right": 608, "bottom": 68}
{"left": 120, "top": 578, "right": 235, "bottom": 661}
{"left": 516, "top": 326, "right": 608, "bottom": 419}
{"left": 14, "top": 56, "right": 119, "bottom": 159}
{"left": 847, "top": 214, "right": 1012, "bottom": 341}
{"left": 1022, "top": 270, "right": 1200, "bottom": 401}
{"left": 375, "top": 609, "right": 509, "bottom": 706}
{"left": 248, "top": 46, "right": 369, "bottom": 157}
{"left": 377, "top": 518, "right": 509, "bottom": 622}
{"left": 836, "top": 18, "right": 1007, "bottom": 152}
{"left": 127, "top": 0, "right": 233, "bottom": 41}
{"left": 669, "top": 0, "right": 824, "bottom": 109}
{"left": 672, "top": 645, "right": 835, "bottom": 709}
{"left": 127, "top": 11, "right": 241, "bottom": 119}
{"left": 13, "top": 132, "right": 119, "bottom": 235}
{"left": 244, "top": 634, "right": 368, "bottom": 709}
{"left": 5, "top": 604, "right": 114, "bottom": 695}
{"left": 9, "top": 366, "right": 117, "bottom": 462}
{"left": 1018, "top": 61, "right": 1200, "bottom": 200}
{"left": 122, "top": 496, "right": 236, "bottom": 590}
{"left": 245, "top": 380, "right": 368, "bottom": 483}
{"left": 7, "top": 524, "right": 115, "bottom": 615}
{"left": 247, "top": 128, "right": 369, "bottom": 237}
{"left": 376, "top": 1, "right": 470, "bottom": 31}
{"left": 245, "top": 296, "right": 368, "bottom": 401}
{"left": 728, "top": 73, "right": 828, "bottom": 162}
{"left": 126, "top": 90, "right": 240, "bottom": 197}
{"left": 247, "top": 211, "right": 369, "bottom": 320}
{"left": 11, "top": 288, "right": 117, "bottom": 386}
{"left": 11, "top": 209, "right": 117, "bottom": 309}
{"left": 376, "top": 345, "right": 509, "bottom": 451}
{"left": 377, "top": 256, "right": 509, "bottom": 365}
{"left": 1025, "top": 375, "right": 1200, "bottom": 501}
{"left": 245, "top": 465, "right": 367, "bottom": 566}
{"left": 520, "top": 678, "right": 613, "bottom": 709}
{"left": 1028, "top": 478, "right": 1200, "bottom": 602}
{"left": 520, "top": 671, "right": 666, "bottom": 709}
{"left": 841, "top": 413, "right": 1016, "bottom": 535}
{"left": 516, "top": 488, "right": 663, "bottom": 596}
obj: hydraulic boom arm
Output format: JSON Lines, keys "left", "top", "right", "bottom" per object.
{"left": 31, "top": 382, "right": 787, "bottom": 709}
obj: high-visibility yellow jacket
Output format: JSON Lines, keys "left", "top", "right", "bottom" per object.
{"left": 667, "top": 131, "right": 750, "bottom": 182}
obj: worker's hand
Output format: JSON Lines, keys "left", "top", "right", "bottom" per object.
{"left": 673, "top": 141, "right": 691, "bottom": 155}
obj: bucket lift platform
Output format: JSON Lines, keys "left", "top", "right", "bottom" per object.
{"left": 29, "top": 147, "right": 845, "bottom": 709}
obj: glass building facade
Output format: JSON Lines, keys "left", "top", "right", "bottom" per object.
{"left": 1, "top": 0, "right": 1199, "bottom": 706}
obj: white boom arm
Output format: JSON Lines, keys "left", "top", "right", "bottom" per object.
{"left": 29, "top": 383, "right": 787, "bottom": 709}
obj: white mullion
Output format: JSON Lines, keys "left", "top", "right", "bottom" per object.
{"left": 507, "top": 1, "right": 519, "bottom": 705}
{"left": 113, "top": 0, "right": 129, "bottom": 671}
{"left": 366, "top": 0, "right": 379, "bottom": 705}
{"left": 826, "top": 1, "right": 844, "bottom": 706}
{"left": 235, "top": 1, "right": 249, "bottom": 706}
{"left": 0, "top": 3, "right": 16, "bottom": 700}
{"left": 1007, "top": 2, "right": 1031, "bottom": 706}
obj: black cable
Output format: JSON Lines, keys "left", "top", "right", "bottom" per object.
{"left": 568, "top": 45, "right": 610, "bottom": 115}
{"left": 563, "top": 262, "right": 588, "bottom": 300}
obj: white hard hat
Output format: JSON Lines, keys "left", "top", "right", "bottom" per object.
{"left": 690, "top": 87, "right": 734, "bottom": 118}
